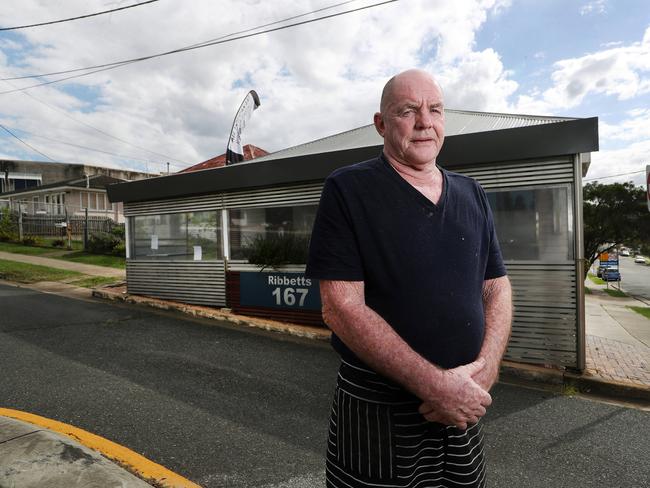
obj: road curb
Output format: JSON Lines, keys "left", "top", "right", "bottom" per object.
{"left": 0, "top": 408, "right": 201, "bottom": 488}
{"left": 93, "top": 286, "right": 650, "bottom": 407}
{"left": 92, "top": 285, "right": 331, "bottom": 342}
{"left": 500, "top": 361, "right": 650, "bottom": 406}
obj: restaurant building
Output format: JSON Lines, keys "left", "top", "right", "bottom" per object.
{"left": 107, "top": 109, "right": 599, "bottom": 371}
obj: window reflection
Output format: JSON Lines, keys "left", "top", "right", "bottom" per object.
{"left": 229, "top": 205, "right": 317, "bottom": 262}
{"left": 132, "top": 211, "right": 222, "bottom": 260}
{"left": 486, "top": 185, "right": 573, "bottom": 262}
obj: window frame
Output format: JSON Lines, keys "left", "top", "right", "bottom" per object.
{"left": 485, "top": 183, "right": 574, "bottom": 264}
{"left": 129, "top": 210, "right": 224, "bottom": 262}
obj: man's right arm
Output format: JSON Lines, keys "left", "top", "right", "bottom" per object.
{"left": 320, "top": 279, "right": 491, "bottom": 429}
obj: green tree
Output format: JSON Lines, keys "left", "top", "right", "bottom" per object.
{"left": 583, "top": 181, "right": 650, "bottom": 275}
{"left": 0, "top": 207, "right": 18, "bottom": 241}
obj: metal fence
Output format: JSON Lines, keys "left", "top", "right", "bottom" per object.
{"left": 20, "top": 214, "right": 119, "bottom": 238}
{"left": 0, "top": 199, "right": 120, "bottom": 220}
{"left": 0, "top": 199, "right": 122, "bottom": 240}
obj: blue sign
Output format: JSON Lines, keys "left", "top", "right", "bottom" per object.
{"left": 239, "top": 272, "right": 322, "bottom": 310}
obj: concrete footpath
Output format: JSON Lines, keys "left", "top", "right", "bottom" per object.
{"left": 1, "top": 250, "right": 649, "bottom": 487}
{"left": 0, "top": 415, "right": 152, "bottom": 488}
{"left": 585, "top": 285, "right": 650, "bottom": 386}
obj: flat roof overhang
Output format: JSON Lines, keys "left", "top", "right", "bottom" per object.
{"left": 108, "top": 117, "right": 598, "bottom": 204}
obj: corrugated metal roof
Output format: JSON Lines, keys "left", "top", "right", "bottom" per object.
{"left": 252, "top": 109, "right": 575, "bottom": 163}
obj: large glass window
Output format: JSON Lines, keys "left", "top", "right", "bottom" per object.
{"left": 229, "top": 205, "right": 317, "bottom": 262}
{"left": 486, "top": 185, "right": 573, "bottom": 262}
{"left": 132, "top": 211, "right": 222, "bottom": 260}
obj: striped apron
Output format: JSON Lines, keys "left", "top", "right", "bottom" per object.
{"left": 326, "top": 360, "right": 487, "bottom": 488}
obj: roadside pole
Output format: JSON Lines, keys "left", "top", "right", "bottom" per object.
{"left": 18, "top": 202, "right": 23, "bottom": 241}
{"left": 84, "top": 207, "right": 88, "bottom": 251}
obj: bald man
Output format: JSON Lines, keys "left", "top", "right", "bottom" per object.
{"left": 306, "top": 69, "right": 512, "bottom": 488}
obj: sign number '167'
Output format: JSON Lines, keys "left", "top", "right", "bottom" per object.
{"left": 271, "top": 287, "right": 309, "bottom": 307}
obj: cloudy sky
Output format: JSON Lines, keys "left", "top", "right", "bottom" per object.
{"left": 0, "top": 0, "right": 648, "bottom": 186}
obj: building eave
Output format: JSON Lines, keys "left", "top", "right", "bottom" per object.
{"left": 107, "top": 117, "right": 599, "bottom": 204}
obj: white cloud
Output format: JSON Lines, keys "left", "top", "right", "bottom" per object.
{"left": 586, "top": 106, "right": 650, "bottom": 187}
{"left": 0, "top": 0, "right": 519, "bottom": 171}
{"left": 434, "top": 48, "right": 518, "bottom": 111}
{"left": 588, "top": 142, "right": 649, "bottom": 187}
{"left": 599, "top": 108, "right": 650, "bottom": 141}
{"left": 503, "top": 26, "right": 650, "bottom": 186}
{"left": 513, "top": 26, "right": 650, "bottom": 114}
{"left": 600, "top": 40, "right": 623, "bottom": 48}
{"left": 580, "top": 0, "right": 607, "bottom": 16}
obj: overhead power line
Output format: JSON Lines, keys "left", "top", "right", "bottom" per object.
{"left": 2, "top": 124, "right": 183, "bottom": 169}
{"left": 1, "top": 78, "right": 191, "bottom": 165}
{"left": 3, "top": 0, "right": 361, "bottom": 82}
{"left": 583, "top": 169, "right": 645, "bottom": 182}
{"left": 0, "top": 0, "right": 398, "bottom": 95}
{"left": 0, "top": 122, "right": 54, "bottom": 161}
{"left": 0, "top": 0, "right": 160, "bottom": 31}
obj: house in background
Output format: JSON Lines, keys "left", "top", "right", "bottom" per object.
{"left": 0, "top": 160, "right": 157, "bottom": 223}
{"left": 0, "top": 159, "right": 155, "bottom": 194}
{"left": 1, "top": 174, "right": 127, "bottom": 222}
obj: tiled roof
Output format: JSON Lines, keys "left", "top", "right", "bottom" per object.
{"left": 179, "top": 144, "right": 269, "bottom": 173}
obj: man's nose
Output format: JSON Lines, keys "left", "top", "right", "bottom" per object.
{"left": 415, "top": 108, "right": 433, "bottom": 128}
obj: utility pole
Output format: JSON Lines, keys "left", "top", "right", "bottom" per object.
{"left": 18, "top": 202, "right": 23, "bottom": 241}
{"left": 84, "top": 207, "right": 89, "bottom": 251}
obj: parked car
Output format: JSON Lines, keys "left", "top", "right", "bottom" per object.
{"left": 634, "top": 255, "right": 647, "bottom": 264}
{"left": 596, "top": 265, "right": 607, "bottom": 278}
{"left": 602, "top": 268, "right": 621, "bottom": 281}
{"left": 620, "top": 249, "right": 630, "bottom": 257}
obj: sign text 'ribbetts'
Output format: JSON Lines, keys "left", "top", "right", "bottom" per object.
{"left": 239, "top": 272, "right": 321, "bottom": 310}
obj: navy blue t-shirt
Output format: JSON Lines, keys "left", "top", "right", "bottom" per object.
{"left": 306, "top": 153, "right": 507, "bottom": 369}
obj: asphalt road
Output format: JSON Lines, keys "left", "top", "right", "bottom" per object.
{"left": 619, "top": 256, "right": 650, "bottom": 303}
{"left": 1, "top": 282, "right": 649, "bottom": 487}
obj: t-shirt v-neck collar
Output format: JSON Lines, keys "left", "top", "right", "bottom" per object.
{"left": 379, "top": 152, "right": 447, "bottom": 210}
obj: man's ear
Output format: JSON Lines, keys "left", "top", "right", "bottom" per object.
{"left": 373, "top": 112, "right": 385, "bottom": 137}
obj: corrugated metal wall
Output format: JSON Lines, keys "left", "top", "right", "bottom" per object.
{"left": 123, "top": 194, "right": 223, "bottom": 215}
{"left": 455, "top": 156, "right": 579, "bottom": 368}
{"left": 222, "top": 183, "right": 322, "bottom": 208}
{"left": 126, "top": 260, "right": 226, "bottom": 306}
{"left": 123, "top": 184, "right": 323, "bottom": 307}
{"left": 124, "top": 157, "right": 581, "bottom": 369}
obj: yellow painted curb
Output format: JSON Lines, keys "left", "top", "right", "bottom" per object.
{"left": 0, "top": 408, "right": 202, "bottom": 488}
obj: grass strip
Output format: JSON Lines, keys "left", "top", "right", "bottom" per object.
{"left": 629, "top": 307, "right": 650, "bottom": 320}
{"left": 0, "top": 241, "right": 60, "bottom": 256}
{"left": 67, "top": 276, "right": 122, "bottom": 289}
{"left": 587, "top": 273, "right": 605, "bottom": 285}
{"left": 0, "top": 259, "right": 82, "bottom": 283}
{"left": 0, "top": 240, "right": 84, "bottom": 254}
{"left": 56, "top": 251, "right": 125, "bottom": 269}
{"left": 604, "top": 288, "right": 627, "bottom": 298}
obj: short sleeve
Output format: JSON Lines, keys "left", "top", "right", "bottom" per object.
{"left": 305, "top": 176, "right": 364, "bottom": 281}
{"left": 478, "top": 184, "right": 507, "bottom": 280}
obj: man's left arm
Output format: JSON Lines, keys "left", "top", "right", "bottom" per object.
{"left": 472, "top": 275, "right": 512, "bottom": 391}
